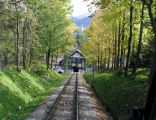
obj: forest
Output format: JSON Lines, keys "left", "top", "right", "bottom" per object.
{"left": 0, "top": 0, "right": 76, "bottom": 119}
{"left": 82, "top": 0, "right": 156, "bottom": 76}
{"left": 0, "top": 0, "right": 76, "bottom": 70}
{"left": 0, "top": 0, "right": 156, "bottom": 120}
{"left": 82, "top": 0, "right": 156, "bottom": 120}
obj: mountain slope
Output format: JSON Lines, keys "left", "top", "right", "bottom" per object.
{"left": 71, "top": 16, "right": 91, "bottom": 28}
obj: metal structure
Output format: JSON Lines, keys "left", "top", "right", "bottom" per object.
{"left": 46, "top": 73, "right": 79, "bottom": 120}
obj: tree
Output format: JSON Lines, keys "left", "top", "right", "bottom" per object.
{"left": 141, "top": 0, "right": 156, "bottom": 119}
{"left": 125, "top": 0, "right": 134, "bottom": 76}
{"left": 0, "top": 0, "right": 75, "bottom": 70}
{"left": 132, "top": 2, "right": 145, "bottom": 75}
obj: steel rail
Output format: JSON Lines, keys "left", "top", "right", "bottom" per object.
{"left": 46, "top": 73, "right": 75, "bottom": 120}
{"left": 75, "top": 73, "right": 79, "bottom": 120}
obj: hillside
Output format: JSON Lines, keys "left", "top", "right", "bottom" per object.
{"left": 71, "top": 16, "right": 91, "bottom": 28}
{"left": 0, "top": 69, "right": 66, "bottom": 120}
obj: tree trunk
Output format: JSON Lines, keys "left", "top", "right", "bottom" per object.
{"left": 51, "top": 50, "right": 54, "bottom": 69}
{"left": 125, "top": 0, "right": 133, "bottom": 76}
{"left": 103, "top": 53, "right": 107, "bottom": 71}
{"left": 114, "top": 29, "right": 118, "bottom": 70}
{"left": 100, "top": 51, "right": 103, "bottom": 71}
{"left": 55, "top": 50, "right": 59, "bottom": 69}
{"left": 0, "top": 56, "right": 3, "bottom": 70}
{"left": 47, "top": 47, "right": 51, "bottom": 69}
{"left": 107, "top": 57, "right": 110, "bottom": 69}
{"left": 143, "top": 0, "right": 156, "bottom": 119}
{"left": 97, "top": 46, "right": 100, "bottom": 71}
{"left": 15, "top": 3, "right": 19, "bottom": 71}
{"left": 144, "top": 36, "right": 156, "bottom": 120}
{"left": 111, "top": 38, "right": 114, "bottom": 70}
{"left": 4, "top": 51, "right": 8, "bottom": 67}
{"left": 112, "top": 57, "right": 114, "bottom": 70}
{"left": 29, "top": 47, "right": 33, "bottom": 68}
{"left": 22, "top": 16, "right": 27, "bottom": 69}
{"left": 117, "top": 20, "right": 121, "bottom": 69}
{"left": 122, "top": 49, "right": 126, "bottom": 68}
{"left": 132, "top": 3, "right": 145, "bottom": 75}
{"left": 120, "top": 14, "right": 125, "bottom": 69}
{"left": 1, "top": 51, "right": 8, "bottom": 70}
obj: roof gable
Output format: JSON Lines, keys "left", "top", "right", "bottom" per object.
{"left": 71, "top": 48, "right": 84, "bottom": 58}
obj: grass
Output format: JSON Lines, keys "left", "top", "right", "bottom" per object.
{"left": 0, "top": 68, "right": 67, "bottom": 120}
{"left": 84, "top": 69, "right": 149, "bottom": 120}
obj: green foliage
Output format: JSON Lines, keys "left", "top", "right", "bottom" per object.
{"left": 83, "top": 0, "right": 154, "bottom": 75}
{"left": 74, "top": 29, "right": 87, "bottom": 48}
{"left": 0, "top": 69, "right": 66, "bottom": 120}
{"left": 84, "top": 70, "right": 148, "bottom": 120}
{"left": 0, "top": 0, "right": 76, "bottom": 70}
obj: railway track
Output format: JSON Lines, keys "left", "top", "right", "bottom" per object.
{"left": 26, "top": 73, "right": 112, "bottom": 120}
{"left": 46, "top": 73, "right": 79, "bottom": 120}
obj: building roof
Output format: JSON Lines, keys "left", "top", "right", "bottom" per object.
{"left": 70, "top": 48, "right": 84, "bottom": 58}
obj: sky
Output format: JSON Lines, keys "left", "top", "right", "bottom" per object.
{"left": 71, "top": 0, "right": 90, "bottom": 17}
